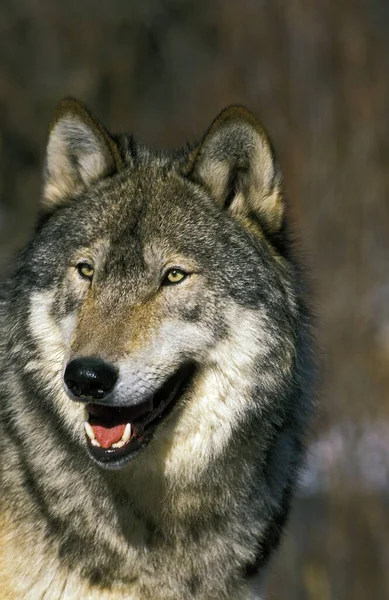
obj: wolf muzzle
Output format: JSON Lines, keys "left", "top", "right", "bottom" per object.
{"left": 63, "top": 356, "right": 197, "bottom": 469}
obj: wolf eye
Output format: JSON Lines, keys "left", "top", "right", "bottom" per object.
{"left": 163, "top": 269, "right": 188, "bottom": 285}
{"left": 77, "top": 262, "right": 94, "bottom": 280}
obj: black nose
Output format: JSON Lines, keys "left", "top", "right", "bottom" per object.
{"left": 64, "top": 357, "right": 118, "bottom": 401}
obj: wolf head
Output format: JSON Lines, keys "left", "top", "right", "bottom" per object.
{"left": 9, "top": 99, "right": 300, "bottom": 476}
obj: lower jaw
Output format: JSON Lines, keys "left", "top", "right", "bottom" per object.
{"left": 85, "top": 429, "right": 153, "bottom": 470}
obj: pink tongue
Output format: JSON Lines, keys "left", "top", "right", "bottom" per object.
{"left": 91, "top": 423, "right": 126, "bottom": 449}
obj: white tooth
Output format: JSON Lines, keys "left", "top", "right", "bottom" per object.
{"left": 91, "top": 438, "right": 101, "bottom": 447}
{"left": 83, "top": 408, "right": 89, "bottom": 421}
{"left": 112, "top": 440, "right": 126, "bottom": 448}
{"left": 122, "top": 423, "right": 132, "bottom": 443}
{"left": 84, "top": 422, "right": 95, "bottom": 440}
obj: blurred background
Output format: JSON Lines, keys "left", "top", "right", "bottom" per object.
{"left": 0, "top": 1, "right": 388, "bottom": 598}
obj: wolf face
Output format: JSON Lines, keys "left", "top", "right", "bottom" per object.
{"left": 1, "top": 100, "right": 312, "bottom": 598}
{"left": 10, "top": 99, "right": 298, "bottom": 477}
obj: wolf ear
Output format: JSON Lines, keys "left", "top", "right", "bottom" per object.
{"left": 186, "top": 106, "right": 284, "bottom": 236}
{"left": 42, "top": 98, "right": 122, "bottom": 209}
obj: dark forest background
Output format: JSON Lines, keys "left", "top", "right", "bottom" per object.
{"left": 1, "top": 1, "right": 388, "bottom": 598}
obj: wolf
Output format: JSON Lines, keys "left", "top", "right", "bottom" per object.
{"left": 0, "top": 99, "right": 313, "bottom": 599}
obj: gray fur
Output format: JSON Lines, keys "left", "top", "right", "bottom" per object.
{"left": 0, "top": 99, "right": 314, "bottom": 599}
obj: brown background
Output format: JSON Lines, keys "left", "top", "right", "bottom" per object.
{"left": 1, "top": 2, "right": 388, "bottom": 598}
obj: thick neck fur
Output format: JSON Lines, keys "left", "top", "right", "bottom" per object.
{"left": 0, "top": 385, "right": 269, "bottom": 600}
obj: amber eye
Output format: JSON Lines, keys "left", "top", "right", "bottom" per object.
{"left": 77, "top": 262, "right": 94, "bottom": 280}
{"left": 163, "top": 269, "right": 188, "bottom": 285}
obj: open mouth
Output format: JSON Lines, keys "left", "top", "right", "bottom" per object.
{"left": 83, "top": 362, "right": 196, "bottom": 469}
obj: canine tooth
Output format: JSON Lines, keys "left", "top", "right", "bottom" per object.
{"left": 91, "top": 438, "right": 101, "bottom": 447}
{"left": 122, "top": 423, "right": 132, "bottom": 443}
{"left": 84, "top": 422, "right": 95, "bottom": 440}
{"left": 83, "top": 408, "right": 88, "bottom": 421}
{"left": 112, "top": 440, "right": 126, "bottom": 448}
